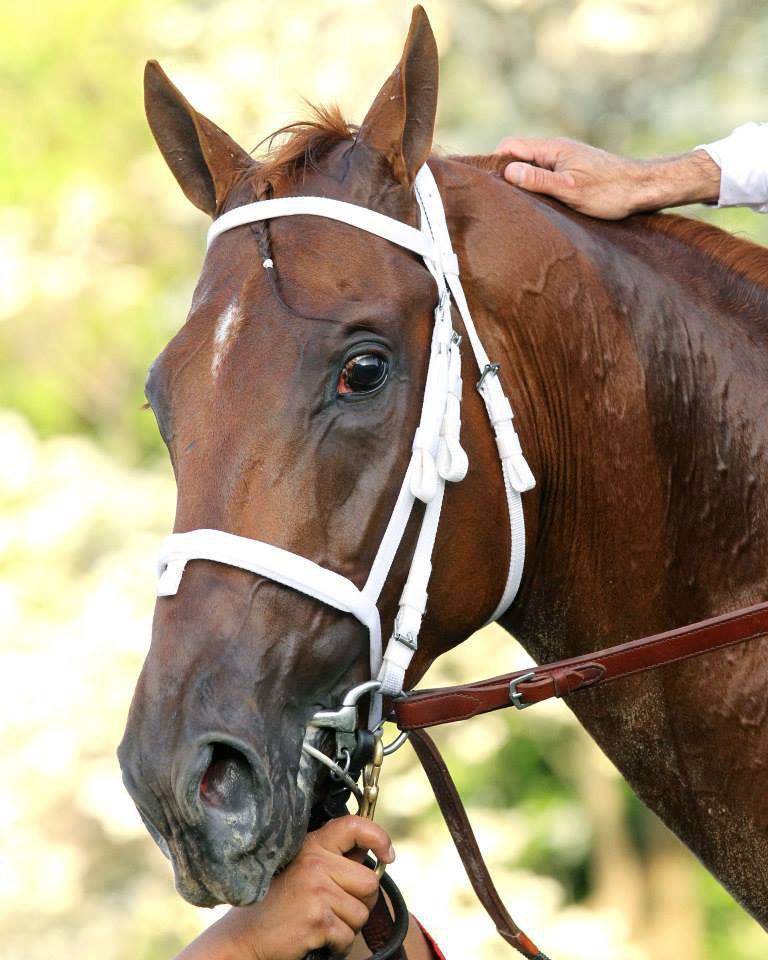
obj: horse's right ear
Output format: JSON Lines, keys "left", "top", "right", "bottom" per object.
{"left": 144, "top": 60, "right": 254, "bottom": 217}
{"left": 357, "top": 6, "right": 438, "bottom": 188}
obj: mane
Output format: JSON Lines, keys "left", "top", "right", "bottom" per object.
{"left": 255, "top": 103, "right": 357, "bottom": 188}
{"left": 253, "top": 106, "right": 768, "bottom": 292}
{"left": 455, "top": 154, "right": 768, "bottom": 292}
{"left": 636, "top": 214, "right": 768, "bottom": 291}
{"left": 251, "top": 102, "right": 507, "bottom": 189}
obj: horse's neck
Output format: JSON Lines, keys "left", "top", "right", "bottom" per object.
{"left": 596, "top": 216, "right": 768, "bottom": 609}
{"left": 473, "top": 193, "right": 768, "bottom": 660}
{"left": 445, "top": 162, "right": 768, "bottom": 924}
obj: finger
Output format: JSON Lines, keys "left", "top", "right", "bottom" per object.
{"left": 329, "top": 886, "right": 372, "bottom": 933}
{"left": 503, "top": 161, "right": 575, "bottom": 198}
{"left": 309, "top": 816, "right": 395, "bottom": 865}
{"left": 495, "top": 136, "right": 564, "bottom": 169}
{"left": 326, "top": 855, "right": 381, "bottom": 906}
{"left": 324, "top": 915, "right": 358, "bottom": 957}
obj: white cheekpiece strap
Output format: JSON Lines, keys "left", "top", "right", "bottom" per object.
{"left": 156, "top": 161, "right": 535, "bottom": 720}
{"left": 411, "top": 166, "right": 535, "bottom": 622}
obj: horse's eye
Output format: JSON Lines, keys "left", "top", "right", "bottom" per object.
{"left": 338, "top": 353, "right": 389, "bottom": 395}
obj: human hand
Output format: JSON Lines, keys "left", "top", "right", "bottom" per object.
{"left": 495, "top": 136, "right": 721, "bottom": 219}
{"left": 176, "top": 817, "right": 395, "bottom": 960}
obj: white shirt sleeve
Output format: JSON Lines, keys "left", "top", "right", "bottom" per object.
{"left": 696, "top": 122, "right": 768, "bottom": 213}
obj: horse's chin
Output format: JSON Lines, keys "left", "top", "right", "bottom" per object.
{"left": 172, "top": 852, "right": 279, "bottom": 908}
{"left": 165, "top": 811, "right": 311, "bottom": 907}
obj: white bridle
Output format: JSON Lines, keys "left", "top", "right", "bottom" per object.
{"left": 156, "top": 163, "right": 535, "bottom": 726}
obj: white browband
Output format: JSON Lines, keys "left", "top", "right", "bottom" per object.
{"left": 157, "top": 163, "right": 535, "bottom": 725}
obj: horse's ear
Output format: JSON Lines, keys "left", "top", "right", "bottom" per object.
{"left": 144, "top": 60, "right": 254, "bottom": 217}
{"left": 358, "top": 5, "right": 438, "bottom": 187}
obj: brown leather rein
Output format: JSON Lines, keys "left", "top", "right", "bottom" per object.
{"left": 381, "top": 600, "right": 768, "bottom": 959}
{"left": 391, "top": 600, "right": 768, "bottom": 729}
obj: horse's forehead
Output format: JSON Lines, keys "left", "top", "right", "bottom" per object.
{"left": 196, "top": 142, "right": 423, "bottom": 310}
{"left": 154, "top": 148, "right": 434, "bottom": 402}
{"left": 153, "top": 212, "right": 433, "bottom": 404}
{"left": 188, "top": 199, "right": 434, "bottom": 330}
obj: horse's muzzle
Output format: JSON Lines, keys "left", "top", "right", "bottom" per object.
{"left": 118, "top": 728, "right": 303, "bottom": 907}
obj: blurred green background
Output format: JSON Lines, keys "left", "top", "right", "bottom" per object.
{"left": 1, "top": 1, "right": 766, "bottom": 958}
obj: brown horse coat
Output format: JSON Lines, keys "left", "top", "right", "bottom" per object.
{"left": 119, "top": 5, "right": 768, "bottom": 925}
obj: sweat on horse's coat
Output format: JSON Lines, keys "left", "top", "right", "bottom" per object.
{"left": 120, "top": 4, "right": 768, "bottom": 932}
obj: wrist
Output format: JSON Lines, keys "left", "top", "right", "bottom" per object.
{"left": 174, "top": 909, "right": 267, "bottom": 960}
{"left": 175, "top": 933, "right": 242, "bottom": 960}
{"left": 631, "top": 151, "right": 721, "bottom": 213}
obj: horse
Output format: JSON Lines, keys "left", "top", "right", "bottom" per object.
{"left": 118, "top": 4, "right": 768, "bottom": 932}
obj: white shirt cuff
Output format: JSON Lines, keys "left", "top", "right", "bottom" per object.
{"left": 696, "top": 122, "right": 768, "bottom": 213}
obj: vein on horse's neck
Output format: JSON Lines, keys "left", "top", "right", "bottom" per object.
{"left": 507, "top": 195, "right": 768, "bottom": 645}
{"left": 606, "top": 224, "right": 768, "bottom": 609}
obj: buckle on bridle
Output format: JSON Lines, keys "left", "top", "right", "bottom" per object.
{"left": 477, "top": 361, "right": 500, "bottom": 390}
{"left": 393, "top": 632, "right": 418, "bottom": 651}
{"left": 509, "top": 671, "right": 536, "bottom": 710}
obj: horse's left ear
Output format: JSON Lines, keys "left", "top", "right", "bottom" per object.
{"left": 358, "top": 5, "right": 438, "bottom": 187}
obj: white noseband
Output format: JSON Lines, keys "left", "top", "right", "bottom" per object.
{"left": 156, "top": 163, "right": 535, "bottom": 725}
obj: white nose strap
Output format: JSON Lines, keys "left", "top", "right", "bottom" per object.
{"left": 155, "top": 163, "right": 535, "bottom": 724}
{"left": 158, "top": 529, "right": 383, "bottom": 680}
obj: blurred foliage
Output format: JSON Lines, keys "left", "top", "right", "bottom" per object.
{"left": 2, "top": 1, "right": 767, "bottom": 958}
{"left": 2, "top": 0, "right": 767, "bottom": 464}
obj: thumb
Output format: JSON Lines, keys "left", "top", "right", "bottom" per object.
{"left": 504, "top": 161, "right": 574, "bottom": 199}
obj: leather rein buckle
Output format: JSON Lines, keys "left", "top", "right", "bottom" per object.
{"left": 508, "top": 671, "right": 536, "bottom": 710}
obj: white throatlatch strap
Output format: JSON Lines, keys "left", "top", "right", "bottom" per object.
{"left": 156, "top": 162, "right": 535, "bottom": 722}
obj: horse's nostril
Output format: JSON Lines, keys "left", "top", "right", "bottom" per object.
{"left": 199, "top": 742, "right": 255, "bottom": 811}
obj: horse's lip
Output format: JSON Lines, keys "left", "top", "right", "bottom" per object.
{"left": 134, "top": 728, "right": 325, "bottom": 906}
{"left": 300, "top": 724, "right": 336, "bottom": 775}
{"left": 165, "top": 803, "right": 306, "bottom": 907}
{"left": 172, "top": 846, "right": 273, "bottom": 906}
{"left": 138, "top": 808, "right": 172, "bottom": 860}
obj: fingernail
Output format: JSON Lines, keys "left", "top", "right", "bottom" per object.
{"left": 387, "top": 843, "right": 395, "bottom": 863}
{"left": 506, "top": 163, "right": 523, "bottom": 186}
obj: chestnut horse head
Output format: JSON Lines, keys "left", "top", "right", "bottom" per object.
{"left": 120, "top": 4, "right": 768, "bottom": 928}
{"left": 119, "top": 7, "right": 518, "bottom": 906}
